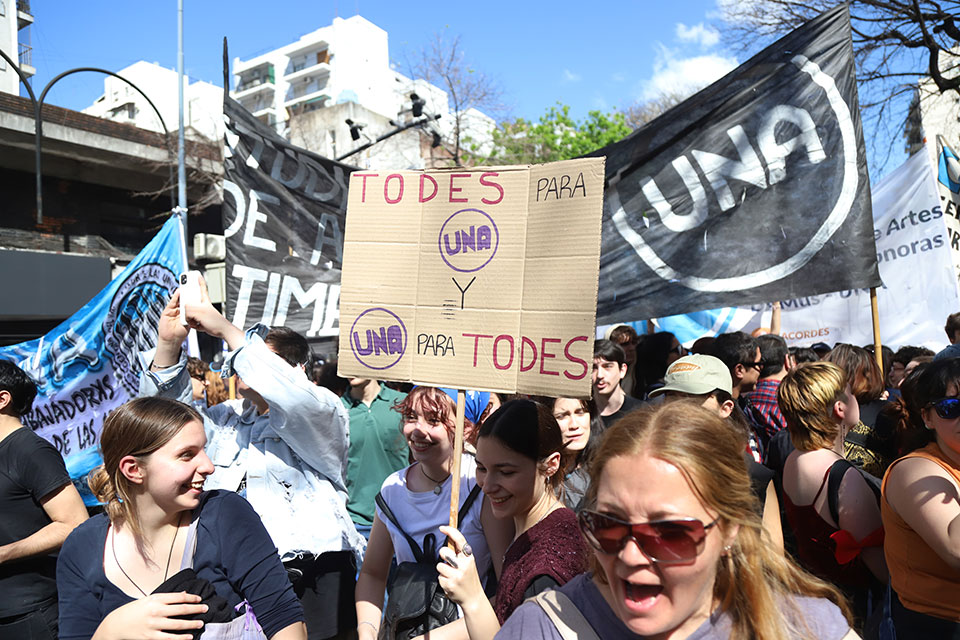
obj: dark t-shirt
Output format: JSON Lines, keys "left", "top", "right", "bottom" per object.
{"left": 0, "top": 427, "right": 71, "bottom": 616}
{"left": 600, "top": 395, "right": 644, "bottom": 429}
{"left": 57, "top": 490, "right": 302, "bottom": 640}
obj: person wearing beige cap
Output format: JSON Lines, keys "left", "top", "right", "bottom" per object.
{"left": 648, "top": 354, "right": 736, "bottom": 416}
{"left": 651, "top": 355, "right": 784, "bottom": 553}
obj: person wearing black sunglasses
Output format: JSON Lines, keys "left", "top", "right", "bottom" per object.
{"left": 495, "top": 402, "right": 857, "bottom": 640}
{"left": 882, "top": 357, "right": 960, "bottom": 638}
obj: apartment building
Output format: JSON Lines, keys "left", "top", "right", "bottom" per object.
{"left": 0, "top": 0, "right": 33, "bottom": 95}
{"left": 83, "top": 60, "right": 224, "bottom": 142}
{"left": 231, "top": 14, "right": 493, "bottom": 155}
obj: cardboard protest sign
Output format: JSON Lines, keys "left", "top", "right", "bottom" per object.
{"left": 593, "top": 4, "right": 881, "bottom": 323}
{"left": 337, "top": 158, "right": 605, "bottom": 397}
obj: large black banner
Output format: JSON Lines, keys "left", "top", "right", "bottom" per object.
{"left": 222, "top": 97, "right": 354, "bottom": 338}
{"left": 593, "top": 5, "right": 881, "bottom": 323}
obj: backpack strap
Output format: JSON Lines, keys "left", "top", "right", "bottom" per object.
{"left": 531, "top": 589, "right": 600, "bottom": 640}
{"left": 374, "top": 482, "right": 482, "bottom": 562}
{"left": 827, "top": 459, "right": 853, "bottom": 526}
{"left": 827, "top": 458, "right": 881, "bottom": 525}
{"left": 456, "top": 483, "right": 482, "bottom": 527}
{"left": 376, "top": 491, "right": 425, "bottom": 562}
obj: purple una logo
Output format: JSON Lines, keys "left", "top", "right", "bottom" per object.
{"left": 438, "top": 208, "right": 500, "bottom": 273}
{"left": 349, "top": 307, "right": 407, "bottom": 370}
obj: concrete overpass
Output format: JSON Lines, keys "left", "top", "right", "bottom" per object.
{"left": 0, "top": 92, "right": 224, "bottom": 345}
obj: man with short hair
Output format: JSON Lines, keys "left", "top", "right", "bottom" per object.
{"left": 889, "top": 345, "right": 934, "bottom": 387}
{"left": 606, "top": 324, "right": 639, "bottom": 397}
{"left": 647, "top": 353, "right": 736, "bottom": 418}
{"left": 592, "top": 340, "right": 643, "bottom": 428}
{"left": 946, "top": 312, "right": 960, "bottom": 344}
{"left": 744, "top": 334, "right": 790, "bottom": 460}
{"left": 709, "top": 332, "right": 763, "bottom": 399}
{"left": 141, "top": 279, "right": 364, "bottom": 640}
{"left": 709, "top": 332, "right": 764, "bottom": 460}
{"left": 341, "top": 378, "right": 408, "bottom": 538}
{"left": 0, "top": 360, "right": 87, "bottom": 639}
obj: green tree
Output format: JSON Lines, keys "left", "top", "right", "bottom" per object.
{"left": 488, "top": 104, "right": 632, "bottom": 165}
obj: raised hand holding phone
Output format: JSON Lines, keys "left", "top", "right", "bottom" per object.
{"left": 178, "top": 271, "right": 202, "bottom": 326}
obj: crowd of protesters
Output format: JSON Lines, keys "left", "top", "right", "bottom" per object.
{"left": 4, "top": 284, "right": 960, "bottom": 640}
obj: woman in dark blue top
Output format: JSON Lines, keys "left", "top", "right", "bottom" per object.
{"left": 57, "top": 396, "right": 304, "bottom": 640}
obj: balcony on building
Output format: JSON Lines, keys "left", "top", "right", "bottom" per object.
{"left": 284, "top": 46, "right": 331, "bottom": 84}
{"left": 17, "top": 0, "right": 33, "bottom": 30}
{"left": 234, "top": 63, "right": 275, "bottom": 99}
{"left": 17, "top": 42, "right": 34, "bottom": 78}
{"left": 284, "top": 78, "right": 332, "bottom": 111}
{"left": 107, "top": 100, "right": 137, "bottom": 122}
{"left": 237, "top": 92, "right": 274, "bottom": 119}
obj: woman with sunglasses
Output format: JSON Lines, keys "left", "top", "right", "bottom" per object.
{"left": 777, "top": 362, "right": 886, "bottom": 624}
{"left": 881, "top": 357, "right": 960, "bottom": 638}
{"left": 495, "top": 401, "right": 855, "bottom": 640}
{"left": 433, "top": 400, "right": 589, "bottom": 639}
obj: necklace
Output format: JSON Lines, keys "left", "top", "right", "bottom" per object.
{"left": 419, "top": 463, "right": 450, "bottom": 495}
{"left": 111, "top": 511, "right": 184, "bottom": 597}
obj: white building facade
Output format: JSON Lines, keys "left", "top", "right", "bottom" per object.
{"left": 231, "top": 14, "right": 494, "bottom": 158}
{"left": 0, "top": 0, "right": 34, "bottom": 95}
{"left": 83, "top": 61, "right": 224, "bottom": 142}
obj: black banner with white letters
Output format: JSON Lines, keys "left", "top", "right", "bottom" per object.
{"left": 222, "top": 97, "right": 355, "bottom": 338}
{"left": 592, "top": 4, "right": 881, "bottom": 323}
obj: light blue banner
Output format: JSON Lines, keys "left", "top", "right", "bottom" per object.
{"left": 0, "top": 216, "right": 184, "bottom": 504}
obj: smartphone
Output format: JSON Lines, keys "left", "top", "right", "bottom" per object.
{"left": 178, "top": 271, "right": 202, "bottom": 326}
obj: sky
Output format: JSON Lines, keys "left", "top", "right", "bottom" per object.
{"left": 26, "top": 0, "right": 734, "bottom": 124}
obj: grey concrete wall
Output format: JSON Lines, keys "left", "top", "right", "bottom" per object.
{"left": 0, "top": 249, "right": 111, "bottom": 319}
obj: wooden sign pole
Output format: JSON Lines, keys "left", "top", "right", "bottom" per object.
{"left": 448, "top": 389, "right": 466, "bottom": 532}
{"left": 870, "top": 287, "right": 883, "bottom": 371}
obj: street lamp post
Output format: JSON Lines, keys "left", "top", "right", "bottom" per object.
{"left": 0, "top": 48, "right": 176, "bottom": 225}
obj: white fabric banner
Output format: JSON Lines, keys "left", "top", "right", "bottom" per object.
{"left": 749, "top": 151, "right": 959, "bottom": 350}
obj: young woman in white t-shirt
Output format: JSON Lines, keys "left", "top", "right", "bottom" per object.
{"left": 354, "top": 386, "right": 513, "bottom": 640}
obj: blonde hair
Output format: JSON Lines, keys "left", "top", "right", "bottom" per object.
{"left": 585, "top": 402, "right": 852, "bottom": 640}
{"left": 777, "top": 362, "right": 848, "bottom": 451}
{"left": 88, "top": 397, "right": 201, "bottom": 543}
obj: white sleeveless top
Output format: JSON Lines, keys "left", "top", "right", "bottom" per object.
{"left": 376, "top": 454, "right": 491, "bottom": 576}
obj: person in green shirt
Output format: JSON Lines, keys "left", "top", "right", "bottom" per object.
{"left": 341, "top": 378, "right": 409, "bottom": 537}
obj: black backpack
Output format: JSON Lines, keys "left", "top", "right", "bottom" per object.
{"left": 375, "top": 484, "right": 482, "bottom": 640}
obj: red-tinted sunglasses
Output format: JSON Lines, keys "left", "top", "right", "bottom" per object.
{"left": 578, "top": 510, "right": 718, "bottom": 564}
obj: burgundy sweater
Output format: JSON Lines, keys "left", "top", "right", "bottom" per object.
{"left": 493, "top": 507, "right": 590, "bottom": 624}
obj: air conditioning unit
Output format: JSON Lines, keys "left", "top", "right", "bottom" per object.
{"left": 193, "top": 233, "right": 226, "bottom": 262}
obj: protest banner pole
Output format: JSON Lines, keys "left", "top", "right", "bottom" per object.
{"left": 870, "top": 287, "right": 883, "bottom": 370}
{"left": 449, "top": 390, "right": 466, "bottom": 534}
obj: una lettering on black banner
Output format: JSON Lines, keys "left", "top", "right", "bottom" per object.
{"left": 592, "top": 4, "right": 881, "bottom": 323}
{"left": 222, "top": 97, "right": 356, "bottom": 337}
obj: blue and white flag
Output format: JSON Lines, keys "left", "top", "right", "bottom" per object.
{"left": 0, "top": 216, "right": 184, "bottom": 504}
